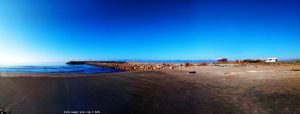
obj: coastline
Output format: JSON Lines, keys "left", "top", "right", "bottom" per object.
{"left": 1, "top": 64, "right": 300, "bottom": 113}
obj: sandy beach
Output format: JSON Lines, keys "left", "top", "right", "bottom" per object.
{"left": 1, "top": 64, "right": 300, "bottom": 114}
{"left": 1, "top": 0, "right": 299, "bottom": 113}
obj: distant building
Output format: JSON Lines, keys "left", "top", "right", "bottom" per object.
{"left": 265, "top": 58, "right": 278, "bottom": 63}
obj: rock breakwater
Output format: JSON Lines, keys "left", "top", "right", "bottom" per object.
{"left": 67, "top": 61, "right": 179, "bottom": 71}
{"left": 87, "top": 62, "right": 179, "bottom": 71}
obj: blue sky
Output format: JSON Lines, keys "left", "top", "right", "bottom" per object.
{"left": 0, "top": 0, "right": 299, "bottom": 63}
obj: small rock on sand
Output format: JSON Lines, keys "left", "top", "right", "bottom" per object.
{"left": 291, "top": 68, "right": 300, "bottom": 71}
{"left": 189, "top": 71, "right": 196, "bottom": 73}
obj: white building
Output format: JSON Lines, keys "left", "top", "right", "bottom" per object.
{"left": 265, "top": 58, "right": 278, "bottom": 63}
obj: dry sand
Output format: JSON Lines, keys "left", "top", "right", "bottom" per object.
{"left": 1, "top": 65, "right": 300, "bottom": 114}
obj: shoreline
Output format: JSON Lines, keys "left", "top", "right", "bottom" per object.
{"left": 68, "top": 60, "right": 300, "bottom": 71}
{"left": 1, "top": 64, "right": 300, "bottom": 113}
{"left": 2, "top": 61, "right": 299, "bottom": 77}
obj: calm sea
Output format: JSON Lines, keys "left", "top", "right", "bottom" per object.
{"left": 0, "top": 63, "right": 123, "bottom": 74}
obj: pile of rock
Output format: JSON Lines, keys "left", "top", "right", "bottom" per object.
{"left": 67, "top": 61, "right": 127, "bottom": 65}
{"left": 67, "top": 61, "right": 212, "bottom": 71}
{"left": 86, "top": 62, "right": 179, "bottom": 71}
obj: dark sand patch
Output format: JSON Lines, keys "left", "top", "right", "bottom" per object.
{"left": 0, "top": 71, "right": 244, "bottom": 114}
{"left": 248, "top": 77, "right": 300, "bottom": 114}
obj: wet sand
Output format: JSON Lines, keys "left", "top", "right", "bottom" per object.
{"left": 1, "top": 65, "right": 300, "bottom": 114}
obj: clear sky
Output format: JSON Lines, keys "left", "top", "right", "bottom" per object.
{"left": 0, "top": 0, "right": 299, "bottom": 63}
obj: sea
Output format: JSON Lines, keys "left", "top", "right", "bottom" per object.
{"left": 0, "top": 62, "right": 123, "bottom": 74}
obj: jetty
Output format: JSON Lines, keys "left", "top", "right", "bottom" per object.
{"left": 66, "top": 61, "right": 178, "bottom": 71}
{"left": 66, "top": 61, "right": 127, "bottom": 65}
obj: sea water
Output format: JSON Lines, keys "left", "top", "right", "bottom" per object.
{"left": 0, "top": 63, "right": 123, "bottom": 74}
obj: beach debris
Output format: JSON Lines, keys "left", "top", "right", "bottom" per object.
{"left": 291, "top": 68, "right": 300, "bottom": 71}
{"left": 189, "top": 71, "right": 196, "bottom": 73}
{"left": 0, "top": 109, "right": 8, "bottom": 114}
{"left": 282, "top": 107, "right": 289, "bottom": 113}
{"left": 225, "top": 77, "right": 229, "bottom": 80}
